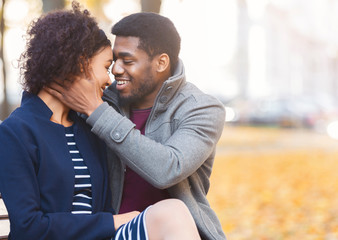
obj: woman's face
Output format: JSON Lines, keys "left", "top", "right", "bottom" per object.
{"left": 89, "top": 46, "right": 113, "bottom": 96}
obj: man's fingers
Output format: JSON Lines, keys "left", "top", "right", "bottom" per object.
{"left": 44, "top": 86, "right": 64, "bottom": 99}
{"left": 48, "top": 82, "right": 65, "bottom": 92}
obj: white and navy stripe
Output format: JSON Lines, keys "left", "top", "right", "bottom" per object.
{"left": 65, "top": 126, "right": 93, "bottom": 215}
{"left": 114, "top": 206, "right": 150, "bottom": 240}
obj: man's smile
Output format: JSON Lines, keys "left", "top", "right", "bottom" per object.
{"left": 116, "top": 80, "right": 129, "bottom": 85}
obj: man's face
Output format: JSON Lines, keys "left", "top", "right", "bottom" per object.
{"left": 112, "top": 36, "right": 161, "bottom": 109}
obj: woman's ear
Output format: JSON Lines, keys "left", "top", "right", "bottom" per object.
{"left": 81, "top": 62, "right": 92, "bottom": 78}
{"left": 156, "top": 53, "right": 170, "bottom": 73}
{"left": 79, "top": 56, "right": 91, "bottom": 77}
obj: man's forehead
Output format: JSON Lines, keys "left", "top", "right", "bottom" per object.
{"left": 113, "top": 37, "right": 148, "bottom": 56}
{"left": 114, "top": 36, "right": 140, "bottom": 45}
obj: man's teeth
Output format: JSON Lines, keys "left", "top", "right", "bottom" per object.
{"left": 117, "top": 80, "right": 128, "bottom": 85}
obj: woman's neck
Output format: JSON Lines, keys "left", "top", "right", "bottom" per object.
{"left": 38, "top": 89, "right": 73, "bottom": 127}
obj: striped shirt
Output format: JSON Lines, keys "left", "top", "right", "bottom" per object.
{"left": 65, "top": 126, "right": 93, "bottom": 214}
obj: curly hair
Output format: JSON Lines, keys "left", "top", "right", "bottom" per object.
{"left": 111, "top": 12, "right": 181, "bottom": 74}
{"left": 19, "top": 1, "right": 111, "bottom": 94}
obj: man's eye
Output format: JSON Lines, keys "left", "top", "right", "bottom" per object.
{"left": 123, "top": 60, "right": 133, "bottom": 64}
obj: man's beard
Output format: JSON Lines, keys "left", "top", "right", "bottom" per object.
{"left": 117, "top": 75, "right": 158, "bottom": 108}
{"left": 117, "top": 92, "right": 134, "bottom": 107}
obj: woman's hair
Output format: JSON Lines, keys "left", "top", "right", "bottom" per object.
{"left": 19, "top": 1, "right": 111, "bottom": 94}
{"left": 111, "top": 12, "right": 181, "bottom": 75}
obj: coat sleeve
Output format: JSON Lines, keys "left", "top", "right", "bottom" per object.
{"left": 87, "top": 94, "right": 226, "bottom": 189}
{"left": 0, "top": 123, "right": 115, "bottom": 240}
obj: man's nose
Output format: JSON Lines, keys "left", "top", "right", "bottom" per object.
{"left": 112, "top": 60, "right": 124, "bottom": 75}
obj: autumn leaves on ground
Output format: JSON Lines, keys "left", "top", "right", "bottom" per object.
{"left": 208, "top": 126, "right": 338, "bottom": 240}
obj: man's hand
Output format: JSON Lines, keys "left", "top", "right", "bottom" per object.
{"left": 45, "top": 76, "right": 104, "bottom": 116}
{"left": 113, "top": 211, "right": 140, "bottom": 230}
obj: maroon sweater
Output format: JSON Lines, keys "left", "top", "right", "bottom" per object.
{"left": 119, "top": 108, "right": 169, "bottom": 214}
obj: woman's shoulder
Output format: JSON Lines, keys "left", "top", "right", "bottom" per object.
{"left": 0, "top": 110, "right": 37, "bottom": 158}
{"left": 0, "top": 103, "right": 50, "bottom": 141}
{"left": 1, "top": 107, "right": 29, "bottom": 128}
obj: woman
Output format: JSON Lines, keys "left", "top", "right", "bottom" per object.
{"left": 0, "top": 2, "right": 200, "bottom": 239}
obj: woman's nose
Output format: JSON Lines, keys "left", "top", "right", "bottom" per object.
{"left": 107, "top": 75, "right": 113, "bottom": 86}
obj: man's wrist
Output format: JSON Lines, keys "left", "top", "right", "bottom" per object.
{"left": 86, "top": 101, "right": 110, "bottom": 127}
{"left": 85, "top": 99, "right": 103, "bottom": 116}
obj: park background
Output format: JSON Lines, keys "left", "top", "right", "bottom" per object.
{"left": 1, "top": 0, "right": 338, "bottom": 239}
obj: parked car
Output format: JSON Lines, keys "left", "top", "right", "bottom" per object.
{"left": 225, "top": 95, "right": 338, "bottom": 130}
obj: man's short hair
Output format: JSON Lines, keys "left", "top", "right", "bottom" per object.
{"left": 111, "top": 12, "right": 181, "bottom": 74}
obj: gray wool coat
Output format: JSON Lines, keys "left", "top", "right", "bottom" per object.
{"left": 86, "top": 60, "right": 226, "bottom": 240}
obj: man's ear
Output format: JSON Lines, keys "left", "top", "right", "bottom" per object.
{"left": 156, "top": 53, "right": 170, "bottom": 73}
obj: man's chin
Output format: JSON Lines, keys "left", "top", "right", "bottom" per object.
{"left": 118, "top": 94, "right": 134, "bottom": 107}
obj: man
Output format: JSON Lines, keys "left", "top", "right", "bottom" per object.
{"left": 48, "top": 12, "right": 226, "bottom": 240}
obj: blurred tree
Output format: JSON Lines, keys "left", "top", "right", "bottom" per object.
{"left": 141, "top": 0, "right": 161, "bottom": 13}
{"left": 82, "top": 0, "right": 110, "bottom": 22}
{"left": 236, "top": 0, "right": 249, "bottom": 99}
{"left": 42, "top": 0, "right": 65, "bottom": 12}
{"left": 0, "top": 0, "right": 9, "bottom": 120}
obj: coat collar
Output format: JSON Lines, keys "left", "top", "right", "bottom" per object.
{"left": 21, "top": 91, "right": 78, "bottom": 122}
{"left": 21, "top": 91, "right": 54, "bottom": 119}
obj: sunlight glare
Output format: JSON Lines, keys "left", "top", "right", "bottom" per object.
{"left": 327, "top": 121, "right": 338, "bottom": 140}
{"left": 161, "top": 0, "right": 237, "bottom": 96}
{"left": 4, "top": 0, "right": 29, "bottom": 23}
{"left": 103, "top": 0, "right": 140, "bottom": 23}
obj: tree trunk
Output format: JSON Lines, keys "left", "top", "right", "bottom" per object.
{"left": 141, "top": 0, "right": 162, "bottom": 13}
{"left": 42, "top": 0, "right": 65, "bottom": 12}
{"left": 0, "top": 0, "right": 9, "bottom": 120}
{"left": 236, "top": 0, "right": 249, "bottom": 99}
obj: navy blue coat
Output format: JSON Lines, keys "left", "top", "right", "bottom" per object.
{"left": 0, "top": 92, "right": 115, "bottom": 239}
